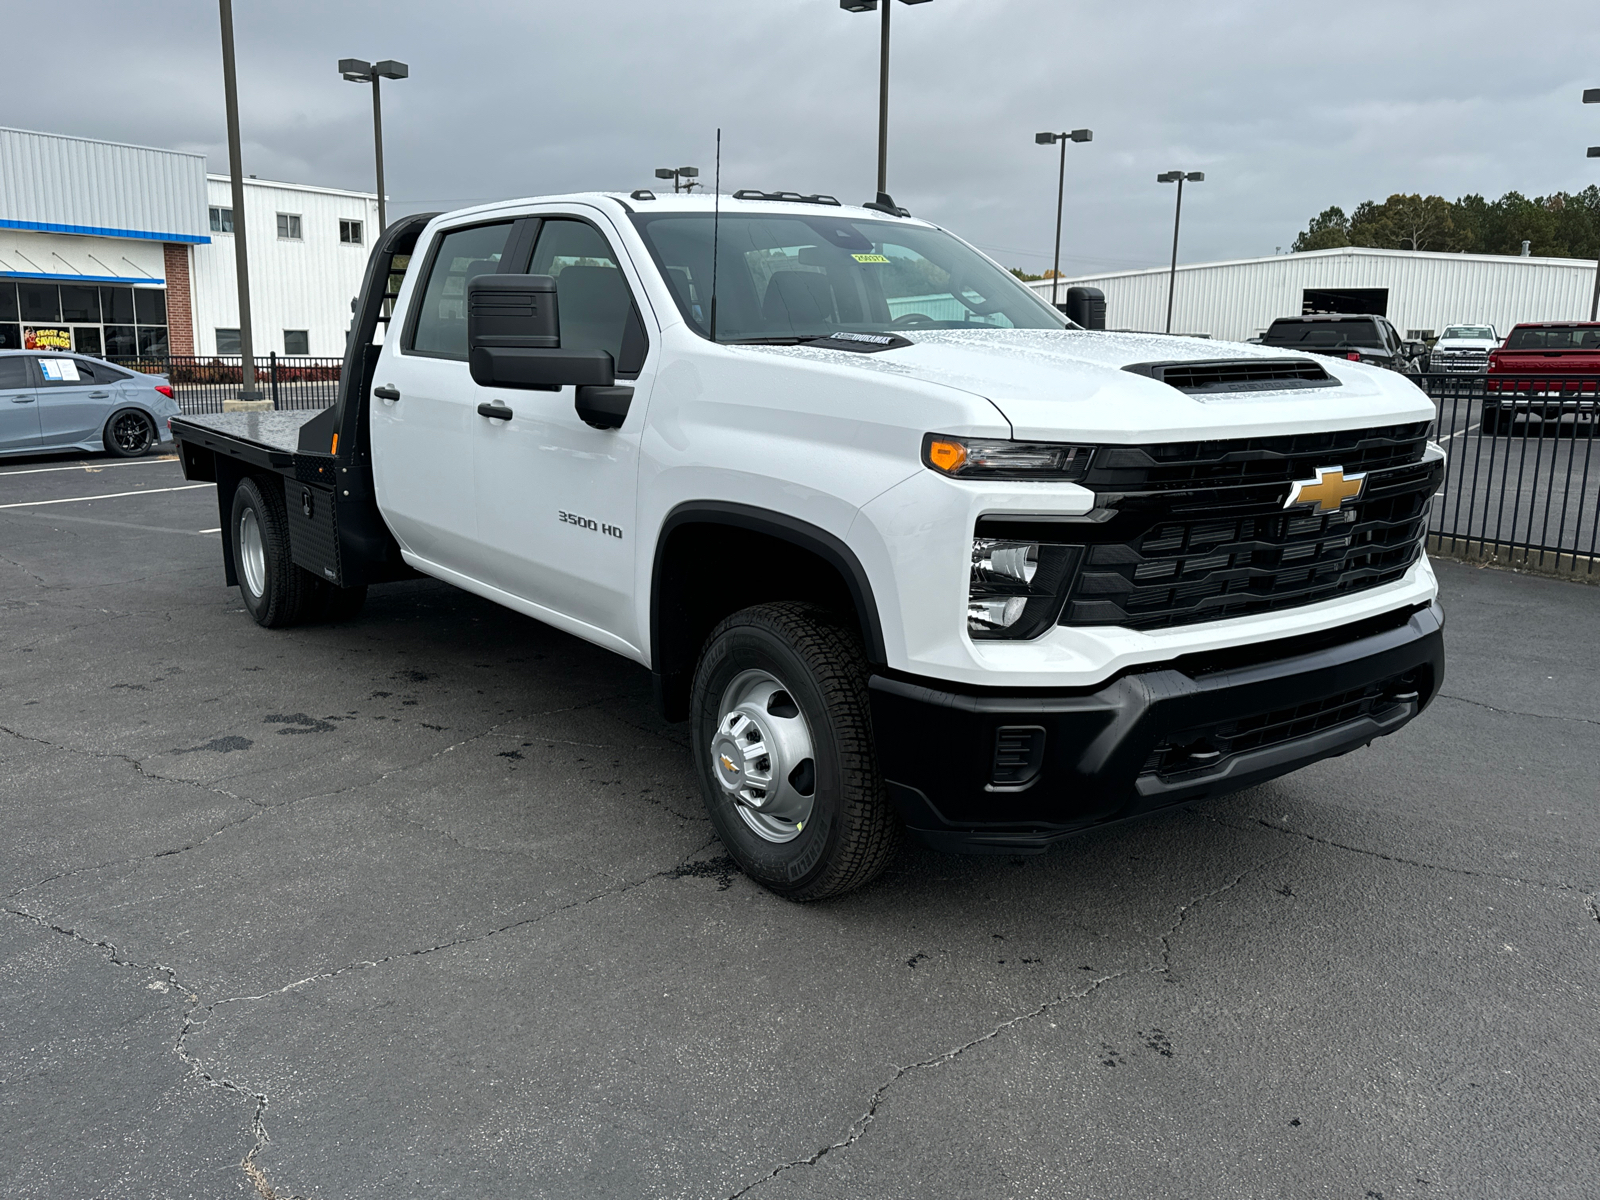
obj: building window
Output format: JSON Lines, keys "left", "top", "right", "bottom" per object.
{"left": 340, "top": 219, "right": 363, "bottom": 245}
{"left": 284, "top": 330, "right": 309, "bottom": 355}
{"left": 209, "top": 206, "right": 234, "bottom": 234}
{"left": 216, "top": 328, "right": 242, "bottom": 355}
{"left": 277, "top": 213, "right": 302, "bottom": 240}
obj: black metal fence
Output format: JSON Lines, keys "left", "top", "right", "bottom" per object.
{"left": 110, "top": 355, "right": 343, "bottom": 415}
{"left": 1421, "top": 372, "right": 1599, "bottom": 576}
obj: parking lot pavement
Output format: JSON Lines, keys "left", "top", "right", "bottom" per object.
{"left": 2, "top": 452, "right": 1596, "bottom": 1200}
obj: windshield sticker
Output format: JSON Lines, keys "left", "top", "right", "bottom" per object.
{"left": 39, "top": 357, "right": 80, "bottom": 381}
{"left": 850, "top": 253, "right": 890, "bottom": 264}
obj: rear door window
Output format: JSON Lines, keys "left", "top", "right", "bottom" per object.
{"left": 407, "top": 222, "right": 514, "bottom": 359}
{"left": 1266, "top": 320, "right": 1382, "bottom": 348}
{"left": 0, "top": 356, "right": 30, "bottom": 391}
{"left": 1505, "top": 326, "right": 1600, "bottom": 350}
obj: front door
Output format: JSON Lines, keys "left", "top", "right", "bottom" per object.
{"left": 370, "top": 218, "right": 516, "bottom": 576}
{"left": 470, "top": 214, "right": 654, "bottom": 652}
{"left": 0, "top": 355, "right": 40, "bottom": 453}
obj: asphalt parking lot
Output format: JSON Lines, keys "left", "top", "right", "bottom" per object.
{"left": 2, "top": 450, "right": 1597, "bottom": 1200}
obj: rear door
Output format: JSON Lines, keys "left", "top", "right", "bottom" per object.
{"left": 469, "top": 212, "right": 655, "bottom": 650}
{"left": 0, "top": 355, "right": 40, "bottom": 453}
{"left": 36, "top": 356, "right": 111, "bottom": 447}
{"left": 370, "top": 218, "right": 517, "bottom": 575}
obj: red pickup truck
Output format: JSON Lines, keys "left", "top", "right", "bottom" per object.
{"left": 1484, "top": 322, "right": 1600, "bottom": 434}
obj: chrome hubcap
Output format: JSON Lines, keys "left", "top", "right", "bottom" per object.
{"left": 711, "top": 669, "right": 816, "bottom": 844}
{"left": 238, "top": 508, "right": 266, "bottom": 599}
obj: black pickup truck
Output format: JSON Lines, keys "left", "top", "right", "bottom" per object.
{"left": 1260, "top": 314, "right": 1427, "bottom": 375}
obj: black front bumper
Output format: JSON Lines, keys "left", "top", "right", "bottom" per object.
{"left": 869, "top": 602, "right": 1444, "bottom": 854}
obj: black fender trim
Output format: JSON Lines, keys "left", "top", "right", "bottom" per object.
{"left": 649, "top": 501, "right": 888, "bottom": 719}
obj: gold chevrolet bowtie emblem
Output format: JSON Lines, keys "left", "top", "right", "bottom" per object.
{"left": 1285, "top": 465, "right": 1366, "bottom": 513}
{"left": 720, "top": 755, "right": 737, "bottom": 774}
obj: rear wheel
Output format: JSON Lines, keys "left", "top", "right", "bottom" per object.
{"left": 231, "top": 477, "right": 314, "bottom": 628}
{"left": 690, "top": 603, "right": 900, "bottom": 901}
{"left": 104, "top": 409, "right": 155, "bottom": 457}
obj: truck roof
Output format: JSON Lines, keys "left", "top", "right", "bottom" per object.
{"left": 431, "top": 190, "right": 939, "bottom": 229}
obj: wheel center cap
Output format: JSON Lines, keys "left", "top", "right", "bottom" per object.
{"left": 712, "top": 736, "right": 746, "bottom": 790}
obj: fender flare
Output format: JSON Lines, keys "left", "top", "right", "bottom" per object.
{"left": 650, "top": 500, "right": 889, "bottom": 677}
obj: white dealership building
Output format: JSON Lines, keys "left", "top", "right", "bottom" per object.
{"left": 1033, "top": 246, "right": 1600, "bottom": 343}
{"left": 0, "top": 126, "right": 379, "bottom": 360}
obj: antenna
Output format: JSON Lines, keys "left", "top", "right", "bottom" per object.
{"left": 709, "top": 128, "right": 722, "bottom": 343}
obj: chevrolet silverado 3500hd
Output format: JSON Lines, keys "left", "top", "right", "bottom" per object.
{"left": 172, "top": 192, "right": 1446, "bottom": 899}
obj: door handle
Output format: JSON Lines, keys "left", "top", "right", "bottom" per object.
{"left": 11, "top": 396, "right": 35, "bottom": 403}
{"left": 373, "top": 385, "right": 401, "bottom": 401}
{"left": 477, "top": 401, "right": 513, "bottom": 421}
{"left": 89, "top": 391, "right": 110, "bottom": 398}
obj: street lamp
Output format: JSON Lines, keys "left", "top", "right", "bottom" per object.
{"left": 1035, "top": 128, "right": 1093, "bottom": 310}
{"left": 1157, "top": 170, "right": 1204, "bottom": 335}
{"left": 840, "top": 0, "right": 934, "bottom": 203}
{"left": 339, "top": 58, "right": 408, "bottom": 234}
{"left": 653, "top": 166, "right": 701, "bottom": 193}
{"left": 1584, "top": 88, "right": 1600, "bottom": 318}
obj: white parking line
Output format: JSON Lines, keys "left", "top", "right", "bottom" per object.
{"left": 0, "top": 484, "right": 209, "bottom": 510}
{"left": 0, "top": 455, "right": 179, "bottom": 478}
{"left": 198, "top": 527, "right": 221, "bottom": 533}
{"left": 1443, "top": 422, "right": 1482, "bottom": 441}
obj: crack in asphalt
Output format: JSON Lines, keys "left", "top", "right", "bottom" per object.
{"left": 726, "top": 970, "right": 1128, "bottom": 1199}
{"left": 729, "top": 855, "right": 1284, "bottom": 1198}
{"left": 1209, "top": 813, "right": 1594, "bottom": 894}
{"left": 0, "top": 549, "right": 50, "bottom": 589}
{"left": 5, "top": 834, "right": 724, "bottom": 1200}
{"left": 1434, "top": 692, "right": 1600, "bottom": 728}
{"left": 3, "top": 907, "right": 301, "bottom": 1200}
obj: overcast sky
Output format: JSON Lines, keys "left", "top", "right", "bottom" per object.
{"left": 12, "top": 1, "right": 1600, "bottom": 275}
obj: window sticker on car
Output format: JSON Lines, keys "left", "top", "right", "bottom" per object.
{"left": 40, "top": 358, "right": 80, "bottom": 381}
{"left": 851, "top": 253, "right": 890, "bottom": 264}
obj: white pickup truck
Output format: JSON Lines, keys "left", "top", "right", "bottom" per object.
{"left": 171, "top": 191, "right": 1446, "bottom": 899}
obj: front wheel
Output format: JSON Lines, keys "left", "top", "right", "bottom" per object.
{"left": 690, "top": 603, "right": 900, "bottom": 901}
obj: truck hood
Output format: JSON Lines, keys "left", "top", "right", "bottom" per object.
{"left": 751, "top": 329, "right": 1434, "bottom": 442}
{"left": 1433, "top": 338, "right": 1498, "bottom": 352}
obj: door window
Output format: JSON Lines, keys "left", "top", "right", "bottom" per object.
{"left": 408, "top": 222, "right": 514, "bottom": 359}
{"left": 529, "top": 219, "right": 646, "bottom": 373}
{"left": 0, "top": 356, "right": 29, "bottom": 390}
{"left": 36, "top": 357, "right": 83, "bottom": 385}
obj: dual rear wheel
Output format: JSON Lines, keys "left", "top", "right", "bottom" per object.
{"left": 231, "top": 477, "right": 366, "bottom": 627}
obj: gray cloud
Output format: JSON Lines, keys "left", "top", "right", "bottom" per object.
{"left": 13, "top": 0, "right": 1600, "bottom": 274}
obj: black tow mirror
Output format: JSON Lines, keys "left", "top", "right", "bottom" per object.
{"left": 467, "top": 273, "right": 616, "bottom": 390}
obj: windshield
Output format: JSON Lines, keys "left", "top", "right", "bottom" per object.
{"left": 629, "top": 211, "right": 1067, "bottom": 342}
{"left": 1442, "top": 326, "right": 1494, "bottom": 340}
{"left": 1505, "top": 326, "right": 1600, "bottom": 350}
{"left": 1262, "top": 319, "right": 1383, "bottom": 348}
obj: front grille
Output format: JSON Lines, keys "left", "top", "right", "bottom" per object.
{"left": 1054, "top": 425, "right": 1438, "bottom": 630}
{"left": 1140, "top": 670, "right": 1422, "bottom": 781}
{"left": 1123, "top": 358, "right": 1337, "bottom": 394}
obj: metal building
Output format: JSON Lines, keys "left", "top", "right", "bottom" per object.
{"left": 0, "top": 126, "right": 378, "bottom": 361}
{"left": 1030, "top": 247, "right": 1600, "bottom": 343}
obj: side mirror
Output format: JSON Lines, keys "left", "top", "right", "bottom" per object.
{"left": 1062, "top": 286, "right": 1106, "bottom": 330}
{"left": 467, "top": 274, "right": 616, "bottom": 390}
{"left": 1405, "top": 341, "right": 1427, "bottom": 359}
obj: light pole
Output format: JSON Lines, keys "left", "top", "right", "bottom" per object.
{"left": 1035, "top": 128, "right": 1093, "bottom": 309}
{"left": 840, "top": 0, "right": 933, "bottom": 202}
{"left": 653, "top": 166, "right": 701, "bottom": 193}
{"left": 1157, "top": 170, "right": 1204, "bottom": 335}
{"left": 217, "top": 0, "right": 262, "bottom": 405}
{"left": 1585, "top": 88, "right": 1600, "bottom": 318}
{"left": 339, "top": 58, "right": 408, "bottom": 234}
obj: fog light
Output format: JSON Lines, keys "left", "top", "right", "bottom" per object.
{"left": 969, "top": 595, "right": 1028, "bottom": 629}
{"left": 967, "top": 538, "right": 1081, "bottom": 639}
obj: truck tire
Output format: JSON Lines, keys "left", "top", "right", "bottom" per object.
{"left": 230, "top": 477, "right": 313, "bottom": 628}
{"left": 690, "top": 602, "right": 900, "bottom": 901}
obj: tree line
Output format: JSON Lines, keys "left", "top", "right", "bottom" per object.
{"left": 1291, "top": 188, "right": 1600, "bottom": 260}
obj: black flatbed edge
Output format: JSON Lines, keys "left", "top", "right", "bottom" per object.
{"left": 171, "top": 410, "right": 329, "bottom": 472}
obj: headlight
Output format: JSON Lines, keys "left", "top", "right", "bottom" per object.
{"left": 923, "top": 434, "right": 1092, "bottom": 481}
{"left": 968, "top": 537, "right": 1081, "bottom": 639}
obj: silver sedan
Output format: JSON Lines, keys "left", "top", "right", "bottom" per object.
{"left": 0, "top": 349, "right": 180, "bottom": 458}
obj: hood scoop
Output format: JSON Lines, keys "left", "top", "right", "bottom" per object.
{"left": 1123, "top": 357, "right": 1339, "bottom": 395}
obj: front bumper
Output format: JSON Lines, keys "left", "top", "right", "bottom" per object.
{"left": 869, "top": 602, "right": 1444, "bottom": 854}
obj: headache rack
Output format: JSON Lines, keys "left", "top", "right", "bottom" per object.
{"left": 1123, "top": 358, "right": 1338, "bottom": 394}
